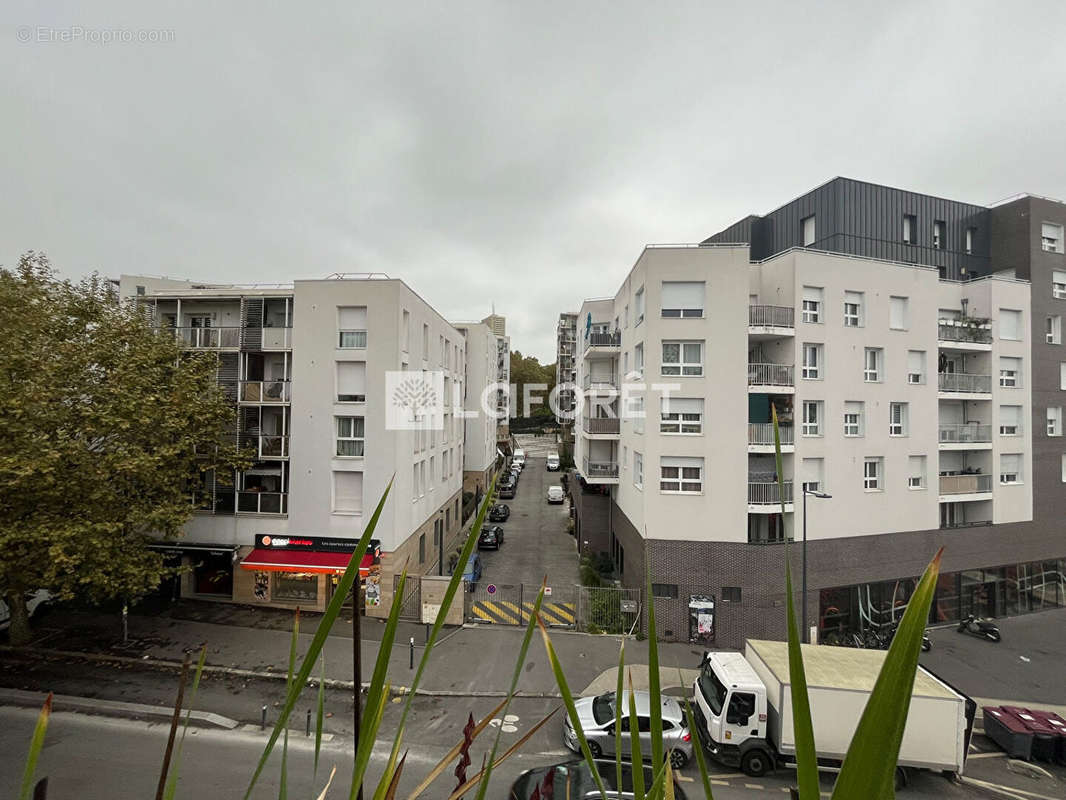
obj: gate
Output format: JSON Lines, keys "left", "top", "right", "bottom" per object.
{"left": 466, "top": 582, "right": 577, "bottom": 628}
{"left": 577, "top": 586, "right": 641, "bottom": 634}
{"left": 393, "top": 573, "right": 421, "bottom": 621}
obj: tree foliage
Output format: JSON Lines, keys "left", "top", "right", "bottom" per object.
{"left": 0, "top": 253, "right": 247, "bottom": 643}
{"left": 509, "top": 350, "right": 556, "bottom": 421}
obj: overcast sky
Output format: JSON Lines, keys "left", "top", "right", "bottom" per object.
{"left": 4, "top": 1, "right": 1066, "bottom": 362}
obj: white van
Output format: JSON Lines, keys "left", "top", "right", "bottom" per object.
{"left": 546, "top": 452, "right": 560, "bottom": 471}
{"left": 512, "top": 449, "right": 526, "bottom": 467}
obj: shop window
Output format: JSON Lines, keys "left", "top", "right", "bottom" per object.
{"left": 273, "top": 572, "right": 318, "bottom": 603}
{"left": 193, "top": 553, "right": 233, "bottom": 596}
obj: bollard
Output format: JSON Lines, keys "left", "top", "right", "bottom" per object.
{"left": 409, "top": 637, "right": 414, "bottom": 670}
{"left": 261, "top": 705, "right": 267, "bottom": 730}
{"left": 306, "top": 708, "right": 312, "bottom": 737}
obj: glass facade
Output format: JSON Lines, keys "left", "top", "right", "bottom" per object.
{"left": 819, "top": 557, "right": 1066, "bottom": 640}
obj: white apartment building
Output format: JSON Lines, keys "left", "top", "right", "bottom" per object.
{"left": 122, "top": 274, "right": 491, "bottom": 616}
{"left": 556, "top": 312, "right": 578, "bottom": 424}
{"left": 453, "top": 320, "right": 503, "bottom": 495}
{"left": 571, "top": 244, "right": 1033, "bottom": 644}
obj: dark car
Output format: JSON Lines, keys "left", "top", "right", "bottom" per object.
{"left": 488, "top": 503, "right": 510, "bottom": 522}
{"left": 509, "top": 759, "right": 686, "bottom": 800}
{"left": 478, "top": 524, "right": 505, "bottom": 550}
{"left": 498, "top": 482, "right": 516, "bottom": 500}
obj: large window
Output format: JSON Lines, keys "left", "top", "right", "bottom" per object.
{"left": 802, "top": 401, "right": 822, "bottom": 436}
{"left": 273, "top": 573, "right": 317, "bottom": 603}
{"left": 634, "top": 343, "right": 644, "bottom": 377}
{"left": 1054, "top": 271, "right": 1066, "bottom": 300}
{"left": 338, "top": 306, "right": 368, "bottom": 348}
{"left": 907, "top": 350, "right": 926, "bottom": 384}
{"left": 908, "top": 456, "right": 926, "bottom": 489}
{"left": 999, "top": 309, "right": 1022, "bottom": 341}
{"left": 802, "top": 457, "right": 824, "bottom": 493}
{"left": 336, "top": 416, "right": 365, "bottom": 456}
{"left": 863, "top": 348, "right": 882, "bottom": 382}
{"left": 660, "top": 397, "right": 703, "bottom": 434}
{"left": 802, "top": 343, "right": 822, "bottom": 379}
{"left": 1047, "top": 315, "right": 1062, "bottom": 345}
{"left": 1000, "top": 454, "right": 1022, "bottom": 485}
{"left": 902, "top": 214, "right": 917, "bottom": 244}
{"left": 999, "top": 405, "right": 1022, "bottom": 436}
{"left": 802, "top": 286, "right": 823, "bottom": 323}
{"left": 1047, "top": 407, "right": 1062, "bottom": 437}
{"left": 1042, "top": 222, "right": 1063, "bottom": 254}
{"left": 802, "top": 215, "right": 816, "bottom": 246}
{"left": 635, "top": 286, "right": 645, "bottom": 325}
{"left": 844, "top": 401, "right": 864, "bottom": 437}
{"left": 661, "top": 341, "right": 703, "bottom": 376}
{"left": 999, "top": 356, "right": 1021, "bottom": 388}
{"left": 660, "top": 281, "right": 705, "bottom": 318}
{"left": 332, "top": 471, "right": 363, "bottom": 514}
{"left": 634, "top": 452, "right": 643, "bottom": 488}
{"left": 933, "top": 220, "right": 946, "bottom": 250}
{"left": 965, "top": 226, "right": 976, "bottom": 254}
{"left": 844, "top": 291, "right": 863, "bottom": 327}
{"left": 336, "top": 361, "right": 367, "bottom": 402}
{"left": 889, "top": 402, "right": 908, "bottom": 436}
{"left": 863, "top": 457, "right": 883, "bottom": 491}
{"left": 660, "top": 457, "right": 703, "bottom": 494}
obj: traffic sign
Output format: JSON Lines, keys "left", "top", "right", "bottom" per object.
{"left": 487, "top": 584, "right": 497, "bottom": 595}
{"left": 544, "top": 586, "right": 552, "bottom": 596}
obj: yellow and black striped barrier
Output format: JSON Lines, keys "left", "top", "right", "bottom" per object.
{"left": 471, "top": 599, "right": 576, "bottom": 627}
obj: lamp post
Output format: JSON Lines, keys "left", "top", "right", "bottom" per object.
{"left": 801, "top": 487, "right": 832, "bottom": 644}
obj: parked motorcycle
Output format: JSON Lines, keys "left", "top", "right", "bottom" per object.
{"left": 872, "top": 621, "right": 933, "bottom": 652}
{"left": 957, "top": 614, "right": 1001, "bottom": 642}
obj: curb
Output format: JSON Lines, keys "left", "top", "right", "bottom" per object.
{"left": 0, "top": 645, "right": 565, "bottom": 700}
{"left": 0, "top": 687, "right": 239, "bottom": 729}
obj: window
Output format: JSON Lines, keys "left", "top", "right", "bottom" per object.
{"left": 623, "top": 351, "right": 629, "bottom": 376}
{"left": 1062, "top": 363, "right": 1066, "bottom": 390}
{"left": 802, "top": 215, "right": 816, "bottom": 246}
{"left": 1000, "top": 309, "right": 1022, "bottom": 341}
{"left": 1055, "top": 271, "right": 1066, "bottom": 300}
{"left": 863, "top": 348, "right": 882, "bottom": 382}
{"left": 660, "top": 397, "right": 703, "bottom": 434}
{"left": 651, "top": 584, "right": 678, "bottom": 599}
{"left": 421, "top": 323, "right": 429, "bottom": 359}
{"left": 722, "top": 587, "right": 742, "bottom": 603}
{"left": 1063, "top": 454, "right": 1066, "bottom": 483}
{"left": 419, "top": 533, "right": 426, "bottom": 564}
{"left": 634, "top": 452, "right": 643, "bottom": 488}
{"left": 273, "top": 573, "right": 317, "bottom": 603}
{"left": 428, "top": 456, "right": 435, "bottom": 491}
{"left": 1048, "top": 407, "right": 1062, "bottom": 437}
{"left": 624, "top": 305, "right": 629, "bottom": 328}
{"left": 337, "top": 307, "right": 368, "bottom": 348}
{"left": 802, "top": 286, "right": 823, "bottom": 323}
{"left": 864, "top": 457, "right": 883, "bottom": 491}
{"left": 933, "top": 220, "right": 946, "bottom": 250}
{"left": 802, "top": 343, "right": 822, "bottom": 379}
{"left": 908, "top": 456, "right": 926, "bottom": 489}
{"left": 844, "top": 291, "right": 863, "bottom": 327}
{"left": 332, "top": 471, "right": 363, "bottom": 514}
{"left": 1042, "top": 222, "right": 1064, "bottom": 253}
{"left": 802, "top": 401, "right": 822, "bottom": 436}
{"left": 1047, "top": 315, "right": 1062, "bottom": 344}
{"left": 660, "top": 456, "right": 703, "bottom": 494}
{"left": 1000, "top": 454, "right": 1022, "bottom": 485}
{"left": 401, "top": 309, "right": 410, "bottom": 351}
{"left": 635, "top": 286, "right": 645, "bottom": 324}
{"left": 999, "top": 356, "right": 1021, "bottom": 387}
{"left": 412, "top": 464, "right": 419, "bottom": 497}
{"left": 1000, "top": 405, "right": 1021, "bottom": 436}
{"left": 420, "top": 461, "right": 427, "bottom": 497}
{"left": 661, "top": 341, "right": 703, "bottom": 376}
{"left": 660, "top": 281, "right": 705, "bottom": 318}
{"left": 903, "top": 214, "right": 917, "bottom": 244}
{"left": 336, "top": 416, "right": 365, "bottom": 456}
{"left": 634, "top": 343, "right": 644, "bottom": 377}
{"left": 889, "top": 402, "right": 908, "bottom": 436}
{"left": 966, "top": 227, "right": 976, "bottom": 255}
{"left": 632, "top": 395, "right": 645, "bottom": 434}
{"left": 801, "top": 457, "right": 824, "bottom": 493}
{"left": 907, "top": 350, "right": 925, "bottom": 384}
{"left": 844, "top": 401, "right": 864, "bottom": 437}
{"left": 888, "top": 296, "right": 909, "bottom": 330}
{"left": 336, "top": 361, "right": 367, "bottom": 402}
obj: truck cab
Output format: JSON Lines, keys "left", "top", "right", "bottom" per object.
{"left": 693, "top": 652, "right": 771, "bottom": 773}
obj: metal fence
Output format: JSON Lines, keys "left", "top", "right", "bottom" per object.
{"left": 576, "top": 586, "right": 641, "bottom": 634}
{"left": 393, "top": 573, "right": 421, "bottom": 621}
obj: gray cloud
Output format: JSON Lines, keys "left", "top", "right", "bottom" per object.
{"left": 3, "top": 1, "right": 1066, "bottom": 360}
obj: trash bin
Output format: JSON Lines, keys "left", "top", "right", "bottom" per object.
{"left": 983, "top": 706, "right": 1032, "bottom": 760}
{"left": 1012, "top": 708, "right": 1066, "bottom": 765}
{"left": 1001, "top": 706, "right": 1057, "bottom": 762}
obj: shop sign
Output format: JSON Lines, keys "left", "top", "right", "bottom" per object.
{"left": 259, "top": 535, "right": 381, "bottom": 557}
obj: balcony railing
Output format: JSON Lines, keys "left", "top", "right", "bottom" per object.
{"left": 938, "top": 322, "right": 992, "bottom": 344}
{"left": 584, "top": 417, "right": 620, "bottom": 434}
{"left": 938, "top": 372, "right": 992, "bottom": 393}
{"left": 262, "top": 326, "right": 293, "bottom": 350}
{"left": 583, "top": 458, "right": 619, "bottom": 478}
{"left": 585, "top": 331, "right": 621, "bottom": 348}
{"left": 173, "top": 326, "right": 241, "bottom": 349}
{"left": 259, "top": 435, "right": 289, "bottom": 458}
{"left": 938, "top": 423, "right": 992, "bottom": 444}
{"left": 939, "top": 474, "right": 993, "bottom": 495}
{"left": 749, "top": 305, "right": 795, "bottom": 329}
{"left": 748, "top": 481, "right": 794, "bottom": 505}
{"left": 749, "top": 423, "right": 794, "bottom": 446}
{"left": 582, "top": 373, "right": 618, "bottom": 390}
{"left": 939, "top": 519, "right": 992, "bottom": 530}
{"left": 237, "top": 491, "right": 288, "bottom": 514}
{"left": 748, "top": 363, "right": 795, "bottom": 388}
{"left": 240, "top": 380, "right": 292, "bottom": 403}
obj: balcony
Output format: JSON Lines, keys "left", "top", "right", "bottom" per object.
{"left": 258, "top": 435, "right": 289, "bottom": 459}
{"left": 582, "top": 457, "right": 619, "bottom": 483}
{"left": 262, "top": 326, "right": 293, "bottom": 350}
{"left": 240, "top": 380, "right": 292, "bottom": 404}
{"left": 748, "top": 305, "right": 795, "bottom": 338}
{"left": 938, "top": 473, "right": 993, "bottom": 497}
{"left": 748, "top": 363, "right": 795, "bottom": 393}
{"left": 938, "top": 321, "right": 992, "bottom": 350}
{"left": 583, "top": 331, "right": 621, "bottom": 358}
{"left": 237, "top": 491, "right": 288, "bottom": 514}
{"left": 938, "top": 372, "right": 992, "bottom": 395}
{"left": 748, "top": 423, "right": 794, "bottom": 453}
{"left": 938, "top": 423, "right": 992, "bottom": 448}
{"left": 748, "top": 480, "right": 794, "bottom": 511}
{"left": 583, "top": 417, "right": 621, "bottom": 436}
{"left": 582, "top": 373, "right": 618, "bottom": 393}
{"left": 173, "top": 326, "right": 241, "bottom": 349}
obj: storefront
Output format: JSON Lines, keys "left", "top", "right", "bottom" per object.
{"left": 236, "top": 535, "right": 381, "bottom": 612}
{"left": 148, "top": 544, "right": 239, "bottom": 601}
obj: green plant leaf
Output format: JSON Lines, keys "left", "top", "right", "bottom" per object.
{"left": 163, "top": 646, "right": 208, "bottom": 800}
{"left": 676, "top": 672, "right": 714, "bottom": 800}
{"left": 18, "top": 692, "right": 52, "bottom": 800}
{"left": 831, "top": 548, "right": 944, "bottom": 800}
{"left": 312, "top": 655, "right": 325, "bottom": 799}
{"left": 774, "top": 404, "right": 819, "bottom": 800}
{"left": 644, "top": 561, "right": 664, "bottom": 797}
{"left": 244, "top": 478, "right": 393, "bottom": 799}
{"left": 627, "top": 673, "right": 644, "bottom": 800}
{"left": 279, "top": 610, "right": 300, "bottom": 800}
{"left": 614, "top": 641, "right": 625, "bottom": 800}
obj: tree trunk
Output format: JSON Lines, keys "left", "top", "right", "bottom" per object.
{"left": 5, "top": 590, "right": 32, "bottom": 646}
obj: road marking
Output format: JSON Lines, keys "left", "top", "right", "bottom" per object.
{"left": 471, "top": 601, "right": 520, "bottom": 625}
{"left": 675, "top": 775, "right": 693, "bottom": 783}
{"left": 744, "top": 784, "right": 764, "bottom": 790}
{"left": 962, "top": 777, "right": 1063, "bottom": 800}
{"left": 969, "top": 751, "right": 1007, "bottom": 759}
{"left": 710, "top": 779, "right": 729, "bottom": 786}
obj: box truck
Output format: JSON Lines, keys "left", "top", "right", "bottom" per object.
{"left": 693, "top": 639, "right": 975, "bottom": 789}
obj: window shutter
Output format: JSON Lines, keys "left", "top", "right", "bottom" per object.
{"left": 999, "top": 310, "right": 1020, "bottom": 340}
{"left": 890, "top": 297, "right": 907, "bottom": 329}
{"left": 333, "top": 471, "right": 363, "bottom": 513}
{"left": 338, "top": 306, "right": 367, "bottom": 329}
{"left": 661, "top": 282, "right": 704, "bottom": 313}
{"left": 661, "top": 397, "right": 703, "bottom": 415}
{"left": 802, "top": 286, "right": 822, "bottom": 302}
{"left": 337, "top": 362, "right": 367, "bottom": 399}
{"left": 1000, "top": 405, "right": 1020, "bottom": 427}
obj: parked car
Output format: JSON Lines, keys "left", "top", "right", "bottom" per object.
{"left": 564, "top": 690, "right": 692, "bottom": 768}
{"left": 547, "top": 485, "right": 565, "bottom": 504}
{"left": 499, "top": 483, "right": 516, "bottom": 500}
{"left": 509, "top": 466, "right": 521, "bottom": 482}
{"left": 488, "top": 503, "right": 510, "bottom": 522}
{"left": 458, "top": 553, "right": 483, "bottom": 586}
{"left": 546, "top": 452, "right": 561, "bottom": 471}
{"left": 512, "top": 449, "right": 526, "bottom": 467}
{"left": 478, "top": 525, "right": 505, "bottom": 550}
{"left": 510, "top": 759, "right": 688, "bottom": 800}
{"left": 0, "top": 589, "right": 52, "bottom": 632}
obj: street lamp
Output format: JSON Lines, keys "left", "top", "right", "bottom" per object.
{"left": 802, "top": 487, "right": 832, "bottom": 644}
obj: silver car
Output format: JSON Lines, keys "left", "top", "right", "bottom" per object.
{"left": 563, "top": 690, "right": 692, "bottom": 768}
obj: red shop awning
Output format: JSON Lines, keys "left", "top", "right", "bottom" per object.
{"left": 240, "top": 548, "right": 374, "bottom": 575}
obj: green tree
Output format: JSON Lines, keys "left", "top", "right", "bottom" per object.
{"left": 509, "top": 350, "right": 556, "bottom": 422}
{"left": 0, "top": 253, "right": 247, "bottom": 644}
